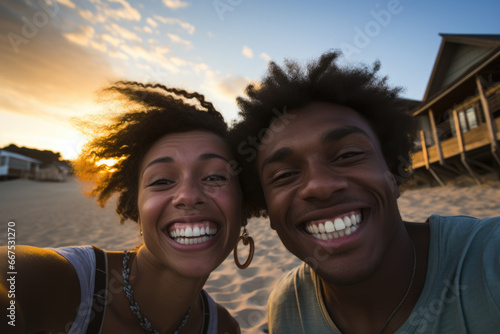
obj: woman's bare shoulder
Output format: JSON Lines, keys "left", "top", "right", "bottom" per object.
{"left": 0, "top": 245, "right": 81, "bottom": 332}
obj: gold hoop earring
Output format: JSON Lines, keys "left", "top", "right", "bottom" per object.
{"left": 234, "top": 226, "right": 254, "bottom": 269}
{"left": 139, "top": 229, "right": 143, "bottom": 236}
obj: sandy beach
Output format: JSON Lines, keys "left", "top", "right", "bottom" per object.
{"left": 1, "top": 176, "right": 499, "bottom": 333}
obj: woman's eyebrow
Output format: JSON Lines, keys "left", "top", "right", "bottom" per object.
{"left": 144, "top": 156, "right": 174, "bottom": 171}
{"left": 199, "top": 153, "right": 229, "bottom": 162}
{"left": 143, "top": 153, "right": 228, "bottom": 172}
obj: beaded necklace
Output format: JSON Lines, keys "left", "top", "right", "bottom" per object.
{"left": 122, "top": 251, "right": 193, "bottom": 334}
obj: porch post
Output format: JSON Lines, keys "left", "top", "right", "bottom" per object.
{"left": 452, "top": 109, "right": 481, "bottom": 184}
{"left": 475, "top": 75, "right": 500, "bottom": 166}
{"left": 428, "top": 109, "right": 444, "bottom": 165}
{"left": 420, "top": 130, "right": 445, "bottom": 186}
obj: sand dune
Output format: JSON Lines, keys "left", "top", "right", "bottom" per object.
{"left": 1, "top": 177, "right": 499, "bottom": 333}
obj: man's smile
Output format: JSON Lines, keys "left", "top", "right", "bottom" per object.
{"left": 303, "top": 210, "right": 362, "bottom": 240}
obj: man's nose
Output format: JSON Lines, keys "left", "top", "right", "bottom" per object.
{"left": 297, "top": 162, "right": 348, "bottom": 202}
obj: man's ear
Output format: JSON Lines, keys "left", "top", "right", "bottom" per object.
{"left": 267, "top": 212, "right": 276, "bottom": 230}
{"left": 384, "top": 171, "right": 400, "bottom": 199}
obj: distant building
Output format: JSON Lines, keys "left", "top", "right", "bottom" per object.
{"left": 0, "top": 150, "right": 42, "bottom": 180}
{"left": 410, "top": 34, "right": 500, "bottom": 185}
{"left": 35, "top": 162, "right": 70, "bottom": 182}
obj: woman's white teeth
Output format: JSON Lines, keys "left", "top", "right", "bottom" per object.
{"left": 173, "top": 236, "right": 213, "bottom": 245}
{"left": 305, "top": 213, "right": 361, "bottom": 240}
{"left": 169, "top": 225, "right": 217, "bottom": 244}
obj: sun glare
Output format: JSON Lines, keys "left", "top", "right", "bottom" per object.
{"left": 96, "top": 158, "right": 119, "bottom": 167}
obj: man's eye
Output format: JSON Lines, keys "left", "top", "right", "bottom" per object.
{"left": 204, "top": 174, "right": 229, "bottom": 185}
{"left": 271, "top": 171, "right": 298, "bottom": 183}
{"left": 337, "top": 151, "right": 363, "bottom": 161}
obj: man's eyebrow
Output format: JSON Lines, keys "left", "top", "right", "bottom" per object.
{"left": 321, "top": 126, "right": 371, "bottom": 144}
{"left": 260, "top": 147, "right": 292, "bottom": 175}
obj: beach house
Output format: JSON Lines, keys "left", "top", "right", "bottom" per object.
{"left": 410, "top": 34, "right": 500, "bottom": 185}
{"left": 0, "top": 149, "right": 42, "bottom": 180}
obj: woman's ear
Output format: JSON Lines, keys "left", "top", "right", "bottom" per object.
{"left": 137, "top": 219, "right": 143, "bottom": 236}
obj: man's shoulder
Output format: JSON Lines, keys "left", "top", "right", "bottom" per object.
{"left": 429, "top": 214, "right": 500, "bottom": 225}
{"left": 272, "top": 263, "right": 314, "bottom": 291}
{"left": 429, "top": 214, "right": 500, "bottom": 238}
{"left": 268, "top": 263, "right": 316, "bottom": 308}
{"left": 267, "top": 264, "right": 335, "bottom": 333}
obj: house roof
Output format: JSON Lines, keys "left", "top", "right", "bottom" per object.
{"left": 422, "top": 34, "right": 500, "bottom": 102}
{"left": 0, "top": 150, "right": 42, "bottom": 164}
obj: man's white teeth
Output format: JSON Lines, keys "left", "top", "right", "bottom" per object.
{"left": 169, "top": 225, "right": 217, "bottom": 244}
{"left": 305, "top": 213, "right": 361, "bottom": 240}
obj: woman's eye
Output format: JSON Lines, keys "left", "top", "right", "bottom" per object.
{"left": 147, "top": 178, "right": 173, "bottom": 187}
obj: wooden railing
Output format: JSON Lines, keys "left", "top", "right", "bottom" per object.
{"left": 412, "top": 116, "right": 500, "bottom": 169}
{"left": 411, "top": 82, "right": 500, "bottom": 170}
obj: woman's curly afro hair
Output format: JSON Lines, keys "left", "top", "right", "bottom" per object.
{"left": 74, "top": 81, "right": 230, "bottom": 224}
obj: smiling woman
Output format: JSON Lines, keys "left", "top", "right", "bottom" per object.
{"left": 0, "top": 81, "right": 247, "bottom": 334}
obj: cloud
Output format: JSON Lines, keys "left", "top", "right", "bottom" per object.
{"left": 78, "top": 0, "right": 140, "bottom": 23}
{"left": 119, "top": 44, "right": 180, "bottom": 74}
{"left": 260, "top": 52, "right": 271, "bottom": 62}
{"left": 108, "top": 50, "right": 128, "bottom": 59}
{"left": 105, "top": 23, "right": 142, "bottom": 42}
{"left": 0, "top": 0, "right": 116, "bottom": 118}
{"left": 162, "top": 0, "right": 189, "bottom": 10}
{"left": 216, "top": 75, "right": 251, "bottom": 101}
{"left": 89, "top": 39, "right": 107, "bottom": 52}
{"left": 136, "top": 63, "right": 152, "bottom": 71}
{"left": 167, "top": 33, "right": 192, "bottom": 48}
{"left": 242, "top": 46, "right": 253, "bottom": 58}
{"left": 78, "top": 8, "right": 106, "bottom": 24}
{"left": 146, "top": 17, "right": 158, "bottom": 28}
{"left": 154, "top": 16, "right": 195, "bottom": 34}
{"left": 135, "top": 25, "right": 153, "bottom": 34}
{"left": 193, "top": 63, "right": 209, "bottom": 74}
{"left": 104, "top": 0, "right": 141, "bottom": 21}
{"left": 63, "top": 25, "right": 95, "bottom": 47}
{"left": 55, "top": 0, "right": 76, "bottom": 9}
{"left": 170, "top": 56, "right": 188, "bottom": 67}
{"left": 156, "top": 45, "right": 170, "bottom": 54}
{"left": 102, "top": 33, "right": 121, "bottom": 47}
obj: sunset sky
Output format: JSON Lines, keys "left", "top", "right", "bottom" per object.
{"left": 1, "top": 0, "right": 499, "bottom": 160}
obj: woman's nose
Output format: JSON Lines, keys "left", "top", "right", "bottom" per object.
{"left": 171, "top": 179, "right": 207, "bottom": 210}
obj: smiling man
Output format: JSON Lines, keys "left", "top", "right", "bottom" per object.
{"left": 231, "top": 52, "right": 500, "bottom": 333}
